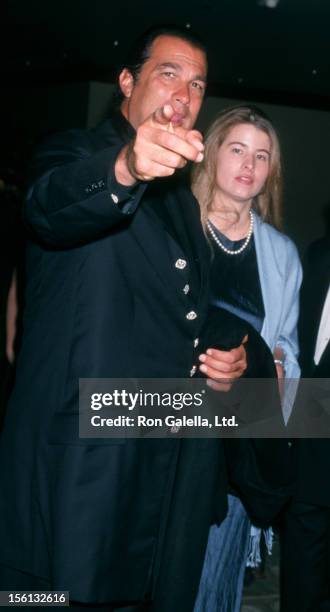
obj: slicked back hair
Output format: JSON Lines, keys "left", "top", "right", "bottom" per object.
{"left": 113, "top": 25, "right": 207, "bottom": 106}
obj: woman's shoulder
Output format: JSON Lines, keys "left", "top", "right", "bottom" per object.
{"left": 253, "top": 214, "right": 299, "bottom": 258}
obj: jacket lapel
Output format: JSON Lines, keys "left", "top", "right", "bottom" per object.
{"left": 316, "top": 341, "right": 330, "bottom": 376}
{"left": 312, "top": 255, "right": 330, "bottom": 373}
{"left": 300, "top": 242, "right": 330, "bottom": 375}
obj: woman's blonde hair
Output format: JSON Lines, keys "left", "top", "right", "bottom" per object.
{"left": 192, "top": 105, "right": 283, "bottom": 231}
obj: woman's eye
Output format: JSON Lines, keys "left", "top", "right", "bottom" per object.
{"left": 232, "top": 147, "right": 242, "bottom": 154}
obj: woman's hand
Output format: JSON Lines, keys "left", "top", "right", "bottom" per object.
{"left": 274, "top": 346, "right": 285, "bottom": 399}
{"left": 198, "top": 335, "right": 248, "bottom": 391}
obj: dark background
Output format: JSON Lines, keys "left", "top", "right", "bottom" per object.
{"left": 1, "top": 0, "right": 330, "bottom": 251}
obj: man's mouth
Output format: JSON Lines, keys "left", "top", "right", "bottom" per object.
{"left": 170, "top": 113, "right": 186, "bottom": 126}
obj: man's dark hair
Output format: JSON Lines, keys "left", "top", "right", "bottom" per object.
{"left": 112, "top": 24, "right": 206, "bottom": 107}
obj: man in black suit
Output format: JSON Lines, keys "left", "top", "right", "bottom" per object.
{"left": 0, "top": 26, "right": 247, "bottom": 611}
{"left": 281, "top": 236, "right": 330, "bottom": 612}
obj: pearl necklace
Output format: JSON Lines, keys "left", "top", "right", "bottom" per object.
{"left": 207, "top": 211, "right": 254, "bottom": 256}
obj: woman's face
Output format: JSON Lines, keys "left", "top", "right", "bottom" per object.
{"left": 215, "top": 123, "right": 271, "bottom": 205}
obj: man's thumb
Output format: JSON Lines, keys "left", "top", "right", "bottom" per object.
{"left": 152, "top": 104, "right": 174, "bottom": 126}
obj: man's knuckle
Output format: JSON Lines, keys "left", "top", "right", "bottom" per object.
{"left": 157, "top": 131, "right": 167, "bottom": 146}
{"left": 159, "top": 131, "right": 175, "bottom": 148}
{"left": 159, "top": 151, "right": 178, "bottom": 168}
{"left": 136, "top": 159, "right": 147, "bottom": 174}
{"left": 164, "top": 167, "right": 175, "bottom": 176}
{"left": 132, "top": 143, "right": 141, "bottom": 158}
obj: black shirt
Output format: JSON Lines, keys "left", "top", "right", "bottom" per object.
{"left": 208, "top": 223, "right": 265, "bottom": 333}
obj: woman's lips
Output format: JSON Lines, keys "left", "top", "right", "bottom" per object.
{"left": 235, "top": 175, "right": 253, "bottom": 185}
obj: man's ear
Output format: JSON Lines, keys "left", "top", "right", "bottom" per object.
{"left": 119, "top": 68, "right": 134, "bottom": 99}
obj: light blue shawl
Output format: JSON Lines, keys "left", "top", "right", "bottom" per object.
{"left": 253, "top": 212, "right": 302, "bottom": 420}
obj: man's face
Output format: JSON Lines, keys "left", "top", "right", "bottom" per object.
{"left": 120, "top": 35, "right": 207, "bottom": 130}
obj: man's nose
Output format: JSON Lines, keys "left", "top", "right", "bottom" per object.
{"left": 174, "top": 83, "right": 190, "bottom": 106}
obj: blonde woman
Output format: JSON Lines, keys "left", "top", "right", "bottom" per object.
{"left": 193, "top": 106, "right": 302, "bottom": 611}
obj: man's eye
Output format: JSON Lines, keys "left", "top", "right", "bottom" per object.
{"left": 162, "top": 71, "right": 175, "bottom": 78}
{"left": 191, "top": 81, "right": 204, "bottom": 92}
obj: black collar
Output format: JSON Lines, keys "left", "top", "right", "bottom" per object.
{"left": 108, "top": 109, "right": 135, "bottom": 143}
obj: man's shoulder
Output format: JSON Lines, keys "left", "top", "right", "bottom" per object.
{"left": 300, "top": 238, "right": 330, "bottom": 299}
{"left": 304, "top": 236, "right": 330, "bottom": 268}
{"left": 38, "top": 118, "right": 122, "bottom": 155}
{"left": 27, "top": 116, "right": 126, "bottom": 185}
